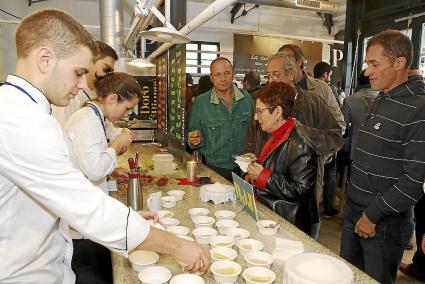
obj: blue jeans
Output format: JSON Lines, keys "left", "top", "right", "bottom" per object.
{"left": 340, "top": 201, "right": 412, "bottom": 284}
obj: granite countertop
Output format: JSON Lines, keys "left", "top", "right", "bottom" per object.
{"left": 110, "top": 143, "right": 378, "bottom": 284}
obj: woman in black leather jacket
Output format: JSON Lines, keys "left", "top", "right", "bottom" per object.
{"left": 247, "top": 82, "right": 319, "bottom": 238}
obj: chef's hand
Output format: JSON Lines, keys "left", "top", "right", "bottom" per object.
{"left": 138, "top": 211, "right": 159, "bottom": 223}
{"left": 421, "top": 233, "right": 425, "bottom": 253}
{"left": 111, "top": 167, "right": 128, "bottom": 179}
{"left": 174, "top": 238, "right": 211, "bottom": 273}
{"left": 355, "top": 212, "right": 376, "bottom": 239}
{"left": 188, "top": 130, "right": 201, "bottom": 146}
{"left": 111, "top": 130, "right": 134, "bottom": 154}
{"left": 118, "top": 146, "right": 128, "bottom": 155}
{"left": 247, "top": 162, "right": 264, "bottom": 181}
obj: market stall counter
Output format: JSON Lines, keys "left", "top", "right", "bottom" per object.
{"left": 110, "top": 143, "right": 378, "bottom": 284}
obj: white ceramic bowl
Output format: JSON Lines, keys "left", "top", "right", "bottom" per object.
{"left": 192, "top": 227, "right": 218, "bottom": 245}
{"left": 210, "top": 247, "right": 238, "bottom": 262}
{"left": 210, "top": 260, "right": 242, "bottom": 283}
{"left": 160, "top": 217, "right": 180, "bottom": 227}
{"left": 128, "top": 250, "right": 160, "bottom": 272}
{"left": 157, "top": 210, "right": 174, "bottom": 219}
{"left": 192, "top": 215, "right": 215, "bottom": 228}
{"left": 236, "top": 239, "right": 264, "bottom": 256}
{"left": 166, "top": 225, "right": 190, "bottom": 236}
{"left": 138, "top": 266, "right": 172, "bottom": 284}
{"left": 167, "top": 190, "right": 186, "bottom": 200}
{"left": 214, "top": 210, "right": 236, "bottom": 220}
{"left": 178, "top": 235, "right": 195, "bottom": 242}
{"left": 170, "top": 274, "right": 205, "bottom": 284}
{"left": 256, "top": 220, "right": 280, "bottom": 236}
{"left": 225, "top": 228, "right": 251, "bottom": 240}
{"left": 209, "top": 235, "right": 235, "bottom": 248}
{"left": 216, "top": 219, "right": 239, "bottom": 235}
{"left": 243, "top": 267, "right": 276, "bottom": 284}
{"left": 244, "top": 251, "right": 274, "bottom": 269}
{"left": 161, "top": 196, "right": 178, "bottom": 208}
{"left": 189, "top": 208, "right": 210, "bottom": 220}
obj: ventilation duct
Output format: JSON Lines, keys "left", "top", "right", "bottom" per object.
{"left": 237, "top": 0, "right": 338, "bottom": 14}
{"left": 99, "top": 0, "right": 125, "bottom": 57}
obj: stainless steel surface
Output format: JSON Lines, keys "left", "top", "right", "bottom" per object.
{"left": 111, "top": 143, "right": 379, "bottom": 284}
{"left": 99, "top": 0, "right": 124, "bottom": 57}
{"left": 127, "top": 175, "right": 143, "bottom": 211}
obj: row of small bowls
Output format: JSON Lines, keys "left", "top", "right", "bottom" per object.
{"left": 211, "top": 260, "right": 276, "bottom": 284}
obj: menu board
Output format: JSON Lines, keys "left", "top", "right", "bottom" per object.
{"left": 155, "top": 52, "right": 168, "bottom": 131}
{"left": 135, "top": 76, "right": 157, "bottom": 120}
{"left": 233, "top": 53, "right": 269, "bottom": 76}
{"left": 168, "top": 44, "right": 186, "bottom": 145}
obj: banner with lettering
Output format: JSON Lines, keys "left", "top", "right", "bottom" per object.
{"left": 135, "top": 76, "right": 157, "bottom": 120}
{"left": 155, "top": 52, "right": 168, "bottom": 132}
{"left": 168, "top": 44, "right": 186, "bottom": 145}
{"left": 232, "top": 173, "right": 258, "bottom": 221}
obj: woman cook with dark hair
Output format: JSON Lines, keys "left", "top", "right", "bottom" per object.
{"left": 247, "top": 82, "right": 320, "bottom": 239}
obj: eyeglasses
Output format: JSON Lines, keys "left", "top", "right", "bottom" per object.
{"left": 265, "top": 71, "right": 284, "bottom": 81}
{"left": 255, "top": 106, "right": 275, "bottom": 116}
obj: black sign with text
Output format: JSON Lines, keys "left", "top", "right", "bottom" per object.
{"left": 135, "top": 76, "right": 157, "bottom": 120}
{"left": 233, "top": 54, "right": 269, "bottom": 76}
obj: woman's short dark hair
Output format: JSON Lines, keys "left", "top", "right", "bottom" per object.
{"left": 256, "top": 82, "right": 296, "bottom": 119}
{"left": 94, "top": 72, "right": 141, "bottom": 102}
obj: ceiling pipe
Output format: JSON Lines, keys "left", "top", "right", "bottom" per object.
{"left": 147, "top": 0, "right": 238, "bottom": 60}
{"left": 124, "top": 0, "right": 164, "bottom": 50}
{"left": 99, "top": 0, "right": 125, "bottom": 57}
{"left": 238, "top": 0, "right": 338, "bottom": 14}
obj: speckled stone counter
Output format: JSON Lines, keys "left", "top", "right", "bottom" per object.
{"left": 110, "top": 143, "right": 378, "bottom": 284}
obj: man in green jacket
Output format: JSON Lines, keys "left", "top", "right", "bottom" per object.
{"left": 187, "top": 57, "right": 254, "bottom": 181}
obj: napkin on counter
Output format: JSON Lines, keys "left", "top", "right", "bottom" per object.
{"left": 272, "top": 238, "right": 305, "bottom": 263}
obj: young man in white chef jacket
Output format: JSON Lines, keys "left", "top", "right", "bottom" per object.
{"left": 0, "top": 9, "right": 210, "bottom": 284}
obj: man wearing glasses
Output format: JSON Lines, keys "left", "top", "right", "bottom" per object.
{"left": 187, "top": 57, "right": 254, "bottom": 181}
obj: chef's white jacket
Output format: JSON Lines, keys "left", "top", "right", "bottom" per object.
{"left": 51, "top": 88, "right": 122, "bottom": 141}
{"left": 0, "top": 75, "right": 150, "bottom": 284}
{"left": 64, "top": 102, "right": 116, "bottom": 194}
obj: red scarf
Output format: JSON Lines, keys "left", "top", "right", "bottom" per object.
{"left": 258, "top": 117, "right": 295, "bottom": 163}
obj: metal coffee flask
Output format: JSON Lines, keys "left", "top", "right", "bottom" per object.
{"left": 127, "top": 173, "right": 143, "bottom": 211}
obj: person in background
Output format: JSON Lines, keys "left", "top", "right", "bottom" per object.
{"left": 342, "top": 70, "right": 377, "bottom": 162}
{"left": 187, "top": 57, "right": 254, "bottom": 181}
{"left": 399, "top": 193, "right": 425, "bottom": 282}
{"left": 0, "top": 9, "right": 210, "bottom": 283}
{"left": 278, "top": 44, "right": 345, "bottom": 133}
{"left": 313, "top": 61, "right": 342, "bottom": 218}
{"left": 65, "top": 72, "right": 141, "bottom": 283}
{"left": 242, "top": 71, "right": 261, "bottom": 99}
{"left": 52, "top": 40, "right": 118, "bottom": 130}
{"left": 313, "top": 61, "right": 340, "bottom": 108}
{"left": 339, "top": 30, "right": 425, "bottom": 284}
{"left": 279, "top": 44, "right": 345, "bottom": 219}
{"left": 244, "top": 53, "right": 342, "bottom": 240}
{"left": 247, "top": 82, "right": 319, "bottom": 237}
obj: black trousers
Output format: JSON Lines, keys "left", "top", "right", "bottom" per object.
{"left": 72, "top": 239, "right": 113, "bottom": 284}
{"left": 412, "top": 195, "right": 425, "bottom": 270}
{"left": 340, "top": 200, "right": 413, "bottom": 284}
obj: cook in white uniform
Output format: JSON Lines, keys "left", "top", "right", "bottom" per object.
{"left": 51, "top": 41, "right": 117, "bottom": 130}
{"left": 0, "top": 9, "right": 210, "bottom": 284}
{"left": 64, "top": 72, "right": 140, "bottom": 283}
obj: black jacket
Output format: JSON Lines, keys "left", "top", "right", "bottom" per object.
{"left": 256, "top": 127, "right": 319, "bottom": 235}
{"left": 349, "top": 76, "right": 425, "bottom": 223}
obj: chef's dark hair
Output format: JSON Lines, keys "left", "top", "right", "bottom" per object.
{"left": 94, "top": 72, "right": 142, "bottom": 102}
{"left": 256, "top": 82, "right": 296, "bottom": 119}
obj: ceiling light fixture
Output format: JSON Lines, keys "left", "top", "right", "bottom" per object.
{"left": 140, "top": 0, "right": 190, "bottom": 44}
